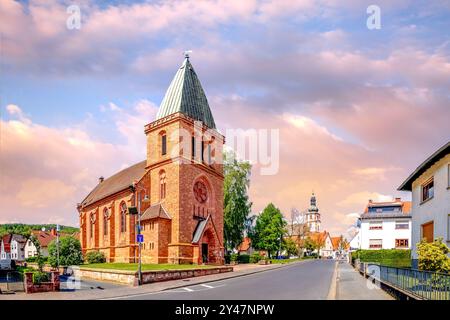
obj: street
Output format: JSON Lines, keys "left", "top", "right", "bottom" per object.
{"left": 111, "top": 259, "right": 336, "bottom": 300}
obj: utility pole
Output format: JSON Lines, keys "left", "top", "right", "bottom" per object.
{"left": 56, "top": 224, "right": 60, "bottom": 268}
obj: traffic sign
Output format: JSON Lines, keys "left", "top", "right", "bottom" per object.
{"left": 137, "top": 234, "right": 144, "bottom": 243}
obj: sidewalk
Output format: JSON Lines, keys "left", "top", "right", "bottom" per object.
{"left": 0, "top": 260, "right": 309, "bottom": 300}
{"left": 336, "top": 261, "right": 393, "bottom": 300}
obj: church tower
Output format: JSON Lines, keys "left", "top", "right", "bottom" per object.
{"left": 144, "top": 54, "right": 224, "bottom": 264}
{"left": 306, "top": 192, "right": 321, "bottom": 233}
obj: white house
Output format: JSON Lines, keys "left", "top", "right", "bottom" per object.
{"left": 349, "top": 231, "right": 361, "bottom": 251}
{"left": 10, "top": 235, "right": 27, "bottom": 261}
{"left": 398, "top": 141, "right": 450, "bottom": 259}
{"left": 358, "top": 198, "right": 412, "bottom": 250}
{"left": 25, "top": 230, "right": 57, "bottom": 258}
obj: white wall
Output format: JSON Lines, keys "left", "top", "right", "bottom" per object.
{"left": 411, "top": 155, "right": 450, "bottom": 258}
{"left": 24, "top": 239, "right": 38, "bottom": 258}
{"left": 360, "top": 219, "right": 411, "bottom": 250}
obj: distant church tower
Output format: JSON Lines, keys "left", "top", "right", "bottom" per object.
{"left": 306, "top": 192, "right": 321, "bottom": 233}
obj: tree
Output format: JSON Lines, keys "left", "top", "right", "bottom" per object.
{"left": 223, "top": 151, "right": 252, "bottom": 253}
{"left": 48, "top": 236, "right": 83, "bottom": 267}
{"left": 283, "top": 238, "right": 298, "bottom": 257}
{"left": 250, "top": 203, "right": 286, "bottom": 258}
{"left": 28, "top": 234, "right": 45, "bottom": 272}
{"left": 417, "top": 238, "right": 450, "bottom": 273}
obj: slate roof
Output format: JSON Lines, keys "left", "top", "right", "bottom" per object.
{"left": 31, "top": 231, "right": 56, "bottom": 248}
{"left": 156, "top": 57, "right": 216, "bottom": 129}
{"left": 140, "top": 203, "right": 171, "bottom": 221}
{"left": 360, "top": 199, "right": 412, "bottom": 220}
{"left": 80, "top": 160, "right": 147, "bottom": 208}
{"left": 398, "top": 141, "right": 449, "bottom": 191}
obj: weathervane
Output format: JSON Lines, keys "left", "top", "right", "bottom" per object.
{"left": 184, "top": 50, "right": 192, "bottom": 59}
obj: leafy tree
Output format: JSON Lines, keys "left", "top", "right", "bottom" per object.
{"left": 283, "top": 238, "right": 298, "bottom": 257}
{"left": 250, "top": 203, "right": 286, "bottom": 258}
{"left": 223, "top": 151, "right": 252, "bottom": 253}
{"left": 48, "top": 236, "right": 83, "bottom": 267}
{"left": 417, "top": 238, "right": 450, "bottom": 273}
{"left": 28, "top": 234, "right": 45, "bottom": 272}
{"left": 303, "top": 237, "right": 316, "bottom": 256}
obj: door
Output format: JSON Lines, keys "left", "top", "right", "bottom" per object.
{"left": 421, "top": 221, "right": 434, "bottom": 243}
{"left": 202, "top": 243, "right": 209, "bottom": 263}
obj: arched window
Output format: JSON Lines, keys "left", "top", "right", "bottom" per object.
{"left": 160, "top": 131, "right": 167, "bottom": 156}
{"left": 159, "top": 171, "right": 166, "bottom": 200}
{"left": 103, "top": 208, "right": 109, "bottom": 236}
{"left": 120, "top": 202, "right": 127, "bottom": 233}
{"left": 90, "top": 213, "right": 96, "bottom": 239}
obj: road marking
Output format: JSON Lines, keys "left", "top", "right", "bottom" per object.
{"left": 200, "top": 284, "right": 214, "bottom": 289}
{"left": 183, "top": 287, "right": 194, "bottom": 292}
{"left": 326, "top": 261, "right": 338, "bottom": 300}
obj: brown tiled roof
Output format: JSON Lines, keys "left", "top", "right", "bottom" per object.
{"left": 1, "top": 234, "right": 13, "bottom": 253}
{"left": 331, "top": 237, "right": 341, "bottom": 250}
{"left": 140, "top": 203, "right": 171, "bottom": 221}
{"left": 31, "top": 231, "right": 56, "bottom": 248}
{"left": 80, "top": 160, "right": 147, "bottom": 208}
{"left": 237, "top": 237, "right": 251, "bottom": 252}
{"left": 361, "top": 199, "right": 412, "bottom": 219}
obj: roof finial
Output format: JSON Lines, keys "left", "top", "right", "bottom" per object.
{"left": 184, "top": 50, "right": 192, "bottom": 59}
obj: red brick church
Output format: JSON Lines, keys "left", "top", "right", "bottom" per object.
{"left": 77, "top": 54, "right": 224, "bottom": 264}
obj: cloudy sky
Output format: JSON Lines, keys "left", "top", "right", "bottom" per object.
{"left": 1, "top": 0, "right": 449, "bottom": 238}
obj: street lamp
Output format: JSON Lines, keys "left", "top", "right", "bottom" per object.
{"left": 138, "top": 194, "right": 150, "bottom": 285}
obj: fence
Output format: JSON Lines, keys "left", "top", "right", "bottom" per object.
{"left": 353, "top": 260, "right": 450, "bottom": 300}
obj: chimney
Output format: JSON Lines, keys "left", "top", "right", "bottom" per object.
{"left": 395, "top": 197, "right": 401, "bottom": 202}
{"left": 368, "top": 199, "right": 373, "bottom": 203}
{"left": 50, "top": 228, "right": 57, "bottom": 236}
{"left": 99, "top": 176, "right": 104, "bottom": 183}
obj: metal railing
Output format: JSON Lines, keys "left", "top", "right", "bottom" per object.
{"left": 353, "top": 260, "right": 450, "bottom": 300}
{"left": 380, "top": 265, "right": 450, "bottom": 300}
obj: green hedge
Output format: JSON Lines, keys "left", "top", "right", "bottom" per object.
{"left": 237, "top": 254, "right": 250, "bottom": 264}
{"left": 85, "top": 251, "right": 106, "bottom": 264}
{"left": 26, "top": 256, "right": 48, "bottom": 263}
{"left": 353, "top": 249, "right": 411, "bottom": 268}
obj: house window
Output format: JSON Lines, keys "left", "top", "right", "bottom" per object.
{"left": 161, "top": 134, "right": 167, "bottom": 156}
{"left": 369, "top": 239, "right": 382, "bottom": 249}
{"left": 395, "top": 221, "right": 409, "bottom": 230}
{"left": 369, "top": 222, "right": 383, "bottom": 230}
{"left": 159, "top": 171, "right": 166, "bottom": 200}
{"left": 395, "top": 239, "right": 409, "bottom": 248}
{"left": 120, "top": 202, "right": 127, "bottom": 233}
{"left": 421, "top": 221, "right": 434, "bottom": 243}
{"left": 103, "top": 208, "right": 109, "bottom": 236}
{"left": 421, "top": 178, "right": 434, "bottom": 202}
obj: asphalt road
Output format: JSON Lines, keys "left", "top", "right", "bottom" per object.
{"left": 115, "top": 259, "right": 336, "bottom": 300}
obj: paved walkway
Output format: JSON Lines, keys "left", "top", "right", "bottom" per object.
{"left": 336, "top": 261, "right": 393, "bottom": 300}
{"left": 0, "top": 261, "right": 308, "bottom": 300}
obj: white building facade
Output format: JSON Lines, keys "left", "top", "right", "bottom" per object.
{"left": 10, "top": 235, "right": 26, "bottom": 261}
{"left": 358, "top": 198, "right": 412, "bottom": 250}
{"left": 398, "top": 142, "right": 450, "bottom": 259}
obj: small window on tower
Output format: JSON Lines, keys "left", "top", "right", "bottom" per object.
{"left": 191, "top": 136, "right": 196, "bottom": 159}
{"left": 161, "top": 134, "right": 167, "bottom": 155}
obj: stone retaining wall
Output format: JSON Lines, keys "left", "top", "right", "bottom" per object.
{"left": 75, "top": 266, "right": 233, "bottom": 286}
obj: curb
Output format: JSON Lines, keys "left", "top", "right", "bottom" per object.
{"left": 326, "top": 261, "right": 338, "bottom": 300}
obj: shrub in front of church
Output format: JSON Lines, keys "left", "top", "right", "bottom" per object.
{"left": 85, "top": 250, "right": 106, "bottom": 264}
{"left": 48, "top": 236, "right": 83, "bottom": 267}
{"left": 250, "top": 253, "right": 262, "bottom": 263}
{"left": 237, "top": 254, "right": 250, "bottom": 264}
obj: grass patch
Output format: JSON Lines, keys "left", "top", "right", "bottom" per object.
{"left": 81, "top": 263, "right": 215, "bottom": 271}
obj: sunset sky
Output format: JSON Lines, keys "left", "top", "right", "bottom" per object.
{"left": 1, "top": 0, "right": 449, "bottom": 238}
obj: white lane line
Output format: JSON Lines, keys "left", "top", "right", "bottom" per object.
{"left": 183, "top": 287, "right": 194, "bottom": 292}
{"left": 200, "top": 284, "right": 214, "bottom": 289}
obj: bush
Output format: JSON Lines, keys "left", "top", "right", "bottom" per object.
{"left": 33, "top": 271, "right": 50, "bottom": 284}
{"left": 85, "top": 251, "right": 106, "bottom": 264}
{"left": 417, "top": 238, "right": 450, "bottom": 273}
{"left": 230, "top": 253, "right": 238, "bottom": 262}
{"left": 353, "top": 249, "right": 411, "bottom": 268}
{"left": 26, "top": 256, "right": 48, "bottom": 263}
{"left": 237, "top": 254, "right": 250, "bottom": 264}
{"left": 250, "top": 253, "right": 262, "bottom": 263}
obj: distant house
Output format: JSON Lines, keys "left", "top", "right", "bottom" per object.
{"left": 1, "top": 234, "right": 12, "bottom": 260}
{"left": 398, "top": 141, "right": 450, "bottom": 259}
{"left": 25, "top": 229, "right": 57, "bottom": 258}
{"left": 309, "top": 231, "right": 333, "bottom": 258}
{"left": 237, "top": 237, "right": 254, "bottom": 255}
{"left": 358, "top": 198, "right": 412, "bottom": 250}
{"left": 331, "top": 236, "right": 348, "bottom": 259}
{"left": 10, "top": 235, "right": 27, "bottom": 261}
{"left": 349, "top": 232, "right": 361, "bottom": 251}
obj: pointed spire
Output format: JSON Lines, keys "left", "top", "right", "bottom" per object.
{"left": 156, "top": 52, "right": 216, "bottom": 129}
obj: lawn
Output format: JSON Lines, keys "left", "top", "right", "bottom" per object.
{"left": 81, "top": 263, "right": 215, "bottom": 271}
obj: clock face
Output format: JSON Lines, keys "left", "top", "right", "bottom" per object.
{"left": 193, "top": 181, "right": 208, "bottom": 203}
